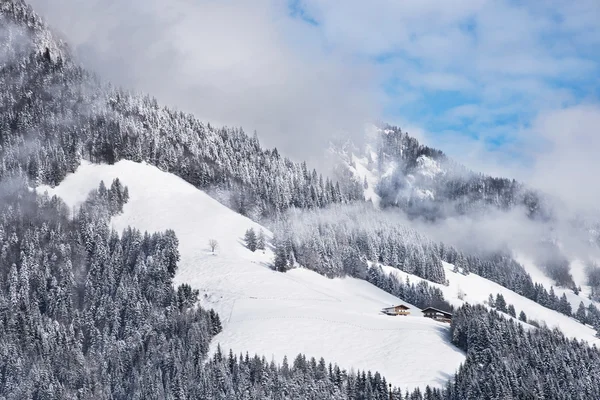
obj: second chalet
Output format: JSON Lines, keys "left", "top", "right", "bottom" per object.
{"left": 422, "top": 307, "right": 452, "bottom": 323}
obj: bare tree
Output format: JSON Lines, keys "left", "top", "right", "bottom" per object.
{"left": 208, "top": 239, "right": 219, "bottom": 253}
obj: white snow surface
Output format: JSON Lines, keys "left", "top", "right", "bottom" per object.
{"left": 38, "top": 160, "right": 465, "bottom": 390}
{"left": 415, "top": 155, "right": 445, "bottom": 179}
{"left": 347, "top": 151, "right": 442, "bottom": 206}
{"left": 515, "top": 254, "right": 600, "bottom": 312}
{"left": 413, "top": 188, "right": 435, "bottom": 201}
{"left": 382, "top": 262, "right": 600, "bottom": 345}
{"left": 349, "top": 153, "right": 381, "bottom": 207}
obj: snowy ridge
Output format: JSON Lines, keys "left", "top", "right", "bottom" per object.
{"left": 38, "top": 160, "right": 465, "bottom": 390}
{"left": 415, "top": 155, "right": 445, "bottom": 179}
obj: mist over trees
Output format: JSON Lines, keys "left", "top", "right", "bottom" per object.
{"left": 532, "top": 241, "right": 576, "bottom": 289}
{"left": 363, "top": 125, "right": 546, "bottom": 220}
{"left": 271, "top": 203, "right": 585, "bottom": 324}
{"left": 586, "top": 262, "right": 600, "bottom": 301}
{"left": 273, "top": 204, "right": 446, "bottom": 282}
{"left": 341, "top": 124, "right": 600, "bottom": 307}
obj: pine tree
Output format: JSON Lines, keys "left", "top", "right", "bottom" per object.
{"left": 244, "top": 228, "right": 257, "bottom": 252}
{"left": 257, "top": 229, "right": 266, "bottom": 251}
{"left": 576, "top": 302, "right": 587, "bottom": 324}
{"left": 558, "top": 293, "right": 572, "bottom": 315}
{"left": 507, "top": 304, "right": 516, "bottom": 318}
{"left": 495, "top": 293, "right": 507, "bottom": 312}
{"left": 519, "top": 310, "right": 527, "bottom": 322}
{"left": 487, "top": 293, "right": 496, "bottom": 308}
{"left": 273, "top": 234, "right": 289, "bottom": 272}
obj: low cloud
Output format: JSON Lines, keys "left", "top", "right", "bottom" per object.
{"left": 0, "top": 17, "right": 33, "bottom": 64}
{"left": 296, "top": 0, "right": 599, "bottom": 172}
{"left": 28, "top": 0, "right": 379, "bottom": 164}
{"left": 526, "top": 104, "right": 600, "bottom": 216}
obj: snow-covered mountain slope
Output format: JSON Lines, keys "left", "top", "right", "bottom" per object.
{"left": 38, "top": 160, "right": 465, "bottom": 390}
{"left": 341, "top": 140, "right": 443, "bottom": 205}
{"left": 347, "top": 152, "right": 381, "bottom": 207}
{"left": 516, "top": 254, "right": 600, "bottom": 312}
{"left": 382, "top": 262, "right": 600, "bottom": 344}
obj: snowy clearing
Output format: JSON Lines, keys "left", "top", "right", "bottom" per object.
{"left": 38, "top": 160, "right": 465, "bottom": 390}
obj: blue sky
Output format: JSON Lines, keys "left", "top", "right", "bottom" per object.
{"left": 287, "top": 0, "right": 600, "bottom": 173}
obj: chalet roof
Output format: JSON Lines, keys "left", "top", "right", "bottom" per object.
{"left": 382, "top": 304, "right": 410, "bottom": 311}
{"left": 421, "top": 307, "right": 452, "bottom": 316}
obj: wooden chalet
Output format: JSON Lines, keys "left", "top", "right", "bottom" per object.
{"left": 381, "top": 304, "right": 410, "bottom": 316}
{"left": 422, "top": 307, "right": 452, "bottom": 323}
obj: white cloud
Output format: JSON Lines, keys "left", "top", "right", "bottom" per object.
{"left": 28, "top": 0, "right": 379, "bottom": 164}
{"left": 27, "top": 0, "right": 600, "bottom": 197}
{"left": 406, "top": 102, "right": 600, "bottom": 219}
{"left": 443, "top": 104, "right": 480, "bottom": 121}
{"left": 526, "top": 104, "right": 600, "bottom": 214}
{"left": 409, "top": 72, "right": 474, "bottom": 92}
{"left": 296, "top": 0, "right": 599, "bottom": 151}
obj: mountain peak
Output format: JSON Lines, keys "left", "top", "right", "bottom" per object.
{"left": 1, "top": 0, "right": 68, "bottom": 63}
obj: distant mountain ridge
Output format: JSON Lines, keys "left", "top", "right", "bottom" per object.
{"left": 336, "top": 124, "right": 546, "bottom": 221}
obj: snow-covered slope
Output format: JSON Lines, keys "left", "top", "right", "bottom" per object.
{"left": 38, "top": 160, "right": 465, "bottom": 390}
{"left": 343, "top": 141, "right": 444, "bottom": 205}
{"left": 515, "top": 254, "right": 600, "bottom": 314}
{"left": 382, "top": 262, "right": 600, "bottom": 344}
{"left": 347, "top": 151, "right": 381, "bottom": 207}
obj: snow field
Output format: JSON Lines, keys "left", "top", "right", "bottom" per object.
{"left": 349, "top": 152, "right": 381, "bottom": 207}
{"left": 39, "top": 160, "right": 465, "bottom": 390}
{"left": 515, "top": 254, "right": 600, "bottom": 313}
